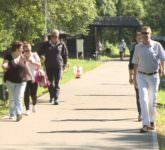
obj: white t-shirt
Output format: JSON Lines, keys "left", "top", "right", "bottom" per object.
{"left": 27, "top": 52, "right": 41, "bottom": 81}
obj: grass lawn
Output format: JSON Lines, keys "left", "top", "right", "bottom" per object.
{"left": 0, "top": 58, "right": 102, "bottom": 118}
{"left": 157, "top": 78, "right": 165, "bottom": 150}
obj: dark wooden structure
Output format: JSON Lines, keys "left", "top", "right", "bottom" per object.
{"left": 84, "top": 16, "right": 142, "bottom": 58}
{"left": 65, "top": 16, "right": 142, "bottom": 58}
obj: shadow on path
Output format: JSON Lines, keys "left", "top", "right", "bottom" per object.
{"left": 100, "top": 83, "right": 130, "bottom": 86}
{"left": 51, "top": 118, "right": 136, "bottom": 122}
{"left": 37, "top": 128, "right": 138, "bottom": 134}
{"left": 76, "top": 94, "right": 134, "bottom": 97}
{"left": 73, "top": 108, "right": 134, "bottom": 111}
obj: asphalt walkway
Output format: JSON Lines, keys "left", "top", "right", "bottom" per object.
{"left": 0, "top": 59, "right": 159, "bottom": 150}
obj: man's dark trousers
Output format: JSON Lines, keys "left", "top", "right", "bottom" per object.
{"left": 46, "top": 67, "right": 62, "bottom": 100}
{"left": 135, "top": 87, "right": 141, "bottom": 115}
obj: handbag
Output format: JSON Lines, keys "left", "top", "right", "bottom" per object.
{"left": 34, "top": 69, "right": 50, "bottom": 88}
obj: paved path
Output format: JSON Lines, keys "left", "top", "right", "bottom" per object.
{"left": 0, "top": 59, "right": 159, "bottom": 150}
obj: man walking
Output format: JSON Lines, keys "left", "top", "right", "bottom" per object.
{"left": 38, "top": 29, "right": 68, "bottom": 105}
{"left": 132, "top": 26, "right": 165, "bottom": 133}
{"left": 129, "top": 32, "right": 142, "bottom": 122}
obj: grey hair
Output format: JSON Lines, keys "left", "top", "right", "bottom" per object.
{"left": 51, "top": 29, "right": 60, "bottom": 36}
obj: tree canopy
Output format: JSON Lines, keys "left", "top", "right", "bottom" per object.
{"left": 0, "top": 0, "right": 165, "bottom": 51}
{"left": 0, "top": 0, "right": 97, "bottom": 51}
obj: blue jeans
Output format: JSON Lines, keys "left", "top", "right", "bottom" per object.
{"left": 6, "top": 81, "right": 27, "bottom": 116}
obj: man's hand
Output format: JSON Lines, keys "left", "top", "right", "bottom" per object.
{"left": 161, "top": 69, "right": 165, "bottom": 76}
{"left": 129, "top": 70, "right": 134, "bottom": 84}
{"left": 63, "top": 64, "right": 69, "bottom": 72}
{"left": 160, "top": 61, "right": 165, "bottom": 76}
{"left": 129, "top": 76, "right": 134, "bottom": 84}
{"left": 133, "top": 77, "right": 138, "bottom": 88}
{"left": 41, "top": 55, "right": 45, "bottom": 62}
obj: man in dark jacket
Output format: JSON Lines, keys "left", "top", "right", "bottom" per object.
{"left": 38, "top": 29, "right": 68, "bottom": 105}
{"left": 128, "top": 32, "right": 142, "bottom": 121}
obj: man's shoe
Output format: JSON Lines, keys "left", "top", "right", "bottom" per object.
{"left": 140, "top": 125, "right": 150, "bottom": 133}
{"left": 32, "top": 105, "right": 36, "bottom": 113}
{"left": 16, "top": 114, "right": 22, "bottom": 122}
{"left": 9, "top": 115, "right": 15, "bottom": 120}
{"left": 149, "top": 122, "right": 155, "bottom": 130}
{"left": 138, "top": 114, "right": 142, "bottom": 121}
{"left": 25, "top": 110, "right": 30, "bottom": 116}
{"left": 53, "top": 99, "right": 59, "bottom": 105}
{"left": 49, "top": 98, "right": 54, "bottom": 103}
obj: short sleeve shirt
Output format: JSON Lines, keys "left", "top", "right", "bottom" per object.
{"left": 132, "top": 40, "right": 165, "bottom": 73}
{"left": 27, "top": 52, "right": 41, "bottom": 80}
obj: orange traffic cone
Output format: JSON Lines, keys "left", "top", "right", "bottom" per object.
{"left": 76, "top": 66, "right": 81, "bottom": 78}
{"left": 73, "top": 65, "right": 83, "bottom": 79}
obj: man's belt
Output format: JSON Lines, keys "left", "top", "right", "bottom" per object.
{"left": 138, "top": 71, "right": 158, "bottom": 75}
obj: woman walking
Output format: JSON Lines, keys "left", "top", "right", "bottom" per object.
{"left": 2, "top": 41, "right": 32, "bottom": 121}
{"left": 23, "top": 42, "right": 41, "bottom": 115}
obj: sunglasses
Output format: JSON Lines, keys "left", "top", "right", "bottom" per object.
{"left": 23, "top": 50, "right": 30, "bottom": 53}
{"left": 141, "top": 31, "right": 150, "bottom": 35}
{"left": 51, "top": 35, "right": 58, "bottom": 38}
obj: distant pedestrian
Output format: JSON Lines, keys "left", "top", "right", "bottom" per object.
{"left": 23, "top": 42, "right": 41, "bottom": 115}
{"left": 2, "top": 41, "right": 32, "bottom": 121}
{"left": 132, "top": 26, "right": 165, "bottom": 133}
{"left": 38, "top": 29, "right": 68, "bottom": 105}
{"left": 96, "top": 40, "right": 103, "bottom": 52}
{"left": 43, "top": 35, "right": 48, "bottom": 42}
{"left": 128, "top": 32, "right": 142, "bottom": 122}
{"left": 118, "top": 39, "right": 126, "bottom": 60}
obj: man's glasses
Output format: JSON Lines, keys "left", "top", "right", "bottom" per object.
{"left": 23, "top": 50, "right": 30, "bottom": 53}
{"left": 141, "top": 31, "right": 150, "bottom": 35}
{"left": 51, "top": 35, "right": 58, "bottom": 38}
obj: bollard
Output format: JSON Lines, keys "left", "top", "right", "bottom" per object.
{"left": 73, "top": 65, "right": 83, "bottom": 79}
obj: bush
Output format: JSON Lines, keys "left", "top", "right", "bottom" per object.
{"left": 103, "top": 41, "right": 130, "bottom": 57}
{"left": 104, "top": 41, "right": 119, "bottom": 57}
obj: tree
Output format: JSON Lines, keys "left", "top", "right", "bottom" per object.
{"left": 0, "top": 0, "right": 97, "bottom": 52}
{"left": 143, "top": 0, "right": 165, "bottom": 34}
{"left": 96, "top": 0, "right": 116, "bottom": 16}
{"left": 48, "top": 0, "right": 97, "bottom": 35}
{"left": 0, "top": 0, "right": 45, "bottom": 42}
{"left": 115, "top": 0, "right": 145, "bottom": 19}
{"left": 0, "top": 20, "right": 13, "bottom": 51}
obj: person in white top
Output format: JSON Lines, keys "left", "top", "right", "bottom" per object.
{"left": 23, "top": 42, "right": 41, "bottom": 115}
{"left": 118, "top": 39, "right": 126, "bottom": 60}
{"left": 132, "top": 26, "right": 165, "bottom": 133}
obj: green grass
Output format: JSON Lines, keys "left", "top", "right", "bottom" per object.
{"left": 157, "top": 78, "right": 165, "bottom": 150}
{"left": 103, "top": 43, "right": 130, "bottom": 57}
{"left": 0, "top": 58, "right": 3, "bottom": 72}
{"left": 62, "top": 59, "right": 102, "bottom": 83}
{"left": 157, "top": 106, "right": 165, "bottom": 150}
{"left": 0, "top": 104, "right": 8, "bottom": 116}
{"left": 157, "top": 88, "right": 165, "bottom": 126}
{"left": 158, "top": 89, "right": 165, "bottom": 104}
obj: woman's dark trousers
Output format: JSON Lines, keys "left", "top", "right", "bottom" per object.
{"left": 24, "top": 81, "right": 38, "bottom": 110}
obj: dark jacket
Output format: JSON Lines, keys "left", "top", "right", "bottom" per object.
{"left": 38, "top": 41, "right": 68, "bottom": 69}
{"left": 128, "top": 42, "right": 137, "bottom": 70}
